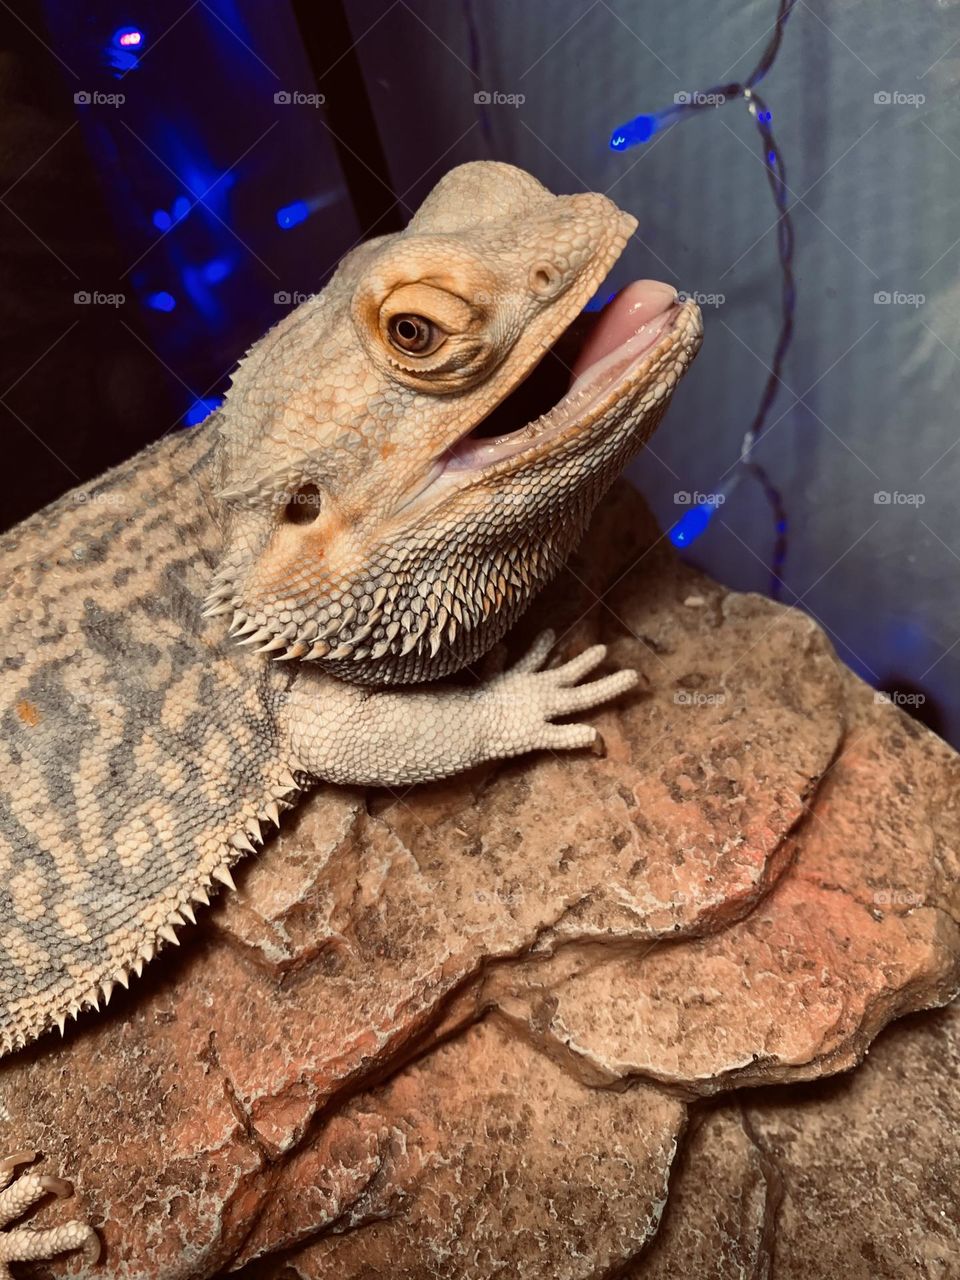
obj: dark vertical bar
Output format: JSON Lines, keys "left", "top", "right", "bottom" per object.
{"left": 290, "top": 0, "right": 404, "bottom": 236}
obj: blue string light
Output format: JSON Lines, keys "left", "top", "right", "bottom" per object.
{"left": 609, "top": 101, "right": 692, "bottom": 152}
{"left": 200, "top": 257, "right": 231, "bottom": 284}
{"left": 114, "top": 26, "right": 144, "bottom": 47}
{"left": 276, "top": 200, "right": 310, "bottom": 230}
{"left": 609, "top": 0, "right": 799, "bottom": 596}
{"left": 145, "top": 290, "right": 176, "bottom": 312}
{"left": 275, "top": 188, "right": 343, "bottom": 231}
{"left": 106, "top": 26, "right": 145, "bottom": 74}
{"left": 669, "top": 502, "right": 715, "bottom": 548}
{"left": 669, "top": 474, "right": 742, "bottom": 548}
{"left": 610, "top": 114, "right": 662, "bottom": 151}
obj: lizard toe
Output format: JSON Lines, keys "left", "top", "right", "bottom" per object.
{"left": 0, "top": 1153, "right": 98, "bottom": 1269}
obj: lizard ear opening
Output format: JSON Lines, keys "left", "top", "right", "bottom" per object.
{"left": 284, "top": 485, "right": 322, "bottom": 525}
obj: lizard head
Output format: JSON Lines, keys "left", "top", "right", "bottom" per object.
{"left": 210, "top": 161, "right": 702, "bottom": 685}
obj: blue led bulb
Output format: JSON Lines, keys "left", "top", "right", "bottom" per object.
{"left": 609, "top": 114, "right": 661, "bottom": 152}
{"left": 146, "top": 291, "right": 176, "bottom": 313}
{"left": 669, "top": 501, "right": 716, "bottom": 548}
{"left": 276, "top": 200, "right": 310, "bottom": 230}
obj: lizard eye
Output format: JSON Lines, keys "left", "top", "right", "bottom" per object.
{"left": 386, "top": 313, "right": 443, "bottom": 355}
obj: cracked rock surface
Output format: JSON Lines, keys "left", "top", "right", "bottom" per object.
{"left": 2, "top": 484, "right": 958, "bottom": 1279}
{"left": 636, "top": 1002, "right": 960, "bottom": 1280}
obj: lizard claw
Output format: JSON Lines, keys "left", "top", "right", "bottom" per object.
{"left": 0, "top": 1150, "right": 100, "bottom": 1274}
{"left": 0, "top": 1152, "right": 35, "bottom": 1180}
{"left": 492, "top": 630, "right": 638, "bottom": 754}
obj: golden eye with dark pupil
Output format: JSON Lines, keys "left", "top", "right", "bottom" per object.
{"left": 387, "top": 313, "right": 436, "bottom": 353}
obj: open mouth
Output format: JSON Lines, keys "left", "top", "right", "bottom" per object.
{"left": 441, "top": 279, "right": 690, "bottom": 472}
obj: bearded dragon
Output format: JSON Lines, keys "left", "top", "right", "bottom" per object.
{"left": 0, "top": 160, "right": 701, "bottom": 1271}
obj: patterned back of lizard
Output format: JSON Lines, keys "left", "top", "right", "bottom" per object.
{"left": 0, "top": 423, "right": 295, "bottom": 1054}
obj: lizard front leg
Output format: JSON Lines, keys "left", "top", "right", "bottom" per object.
{"left": 0, "top": 1151, "right": 99, "bottom": 1277}
{"left": 286, "top": 631, "right": 637, "bottom": 787}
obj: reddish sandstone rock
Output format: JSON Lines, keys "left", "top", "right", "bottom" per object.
{"left": 493, "top": 875, "right": 959, "bottom": 1092}
{"left": 635, "top": 1003, "right": 960, "bottom": 1280}
{"left": 236, "top": 1019, "right": 686, "bottom": 1277}
{"left": 790, "top": 672, "right": 960, "bottom": 923}
{"left": 1, "top": 485, "right": 957, "bottom": 1279}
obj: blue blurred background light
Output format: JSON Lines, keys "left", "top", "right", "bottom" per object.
{"left": 584, "top": 289, "right": 618, "bottom": 313}
{"left": 183, "top": 396, "right": 223, "bottom": 427}
{"left": 200, "top": 257, "right": 231, "bottom": 284}
{"left": 276, "top": 199, "right": 311, "bottom": 229}
{"left": 145, "top": 290, "right": 176, "bottom": 312}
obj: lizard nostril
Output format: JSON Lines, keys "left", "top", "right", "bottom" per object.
{"left": 284, "top": 484, "right": 322, "bottom": 525}
{"left": 529, "top": 261, "right": 563, "bottom": 299}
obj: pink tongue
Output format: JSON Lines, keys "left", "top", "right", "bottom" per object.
{"left": 569, "top": 279, "right": 678, "bottom": 383}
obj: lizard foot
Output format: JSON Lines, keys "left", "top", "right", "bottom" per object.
{"left": 0, "top": 1150, "right": 100, "bottom": 1277}
{"left": 490, "top": 629, "right": 638, "bottom": 753}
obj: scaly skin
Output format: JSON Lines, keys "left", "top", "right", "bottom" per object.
{"left": 0, "top": 161, "right": 701, "bottom": 1266}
